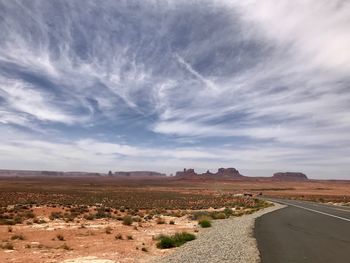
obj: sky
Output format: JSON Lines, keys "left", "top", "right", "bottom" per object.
{"left": 0, "top": 0, "right": 350, "bottom": 179}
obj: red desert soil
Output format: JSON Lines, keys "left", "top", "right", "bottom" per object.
{"left": 0, "top": 176, "right": 349, "bottom": 262}
{"left": 0, "top": 206, "right": 197, "bottom": 263}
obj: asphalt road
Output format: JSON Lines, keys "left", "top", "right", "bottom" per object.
{"left": 255, "top": 198, "right": 350, "bottom": 263}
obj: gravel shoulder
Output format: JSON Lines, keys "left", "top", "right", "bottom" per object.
{"left": 156, "top": 203, "right": 285, "bottom": 263}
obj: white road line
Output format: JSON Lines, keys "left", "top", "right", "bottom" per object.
{"left": 277, "top": 200, "right": 350, "bottom": 222}
{"left": 311, "top": 203, "right": 350, "bottom": 213}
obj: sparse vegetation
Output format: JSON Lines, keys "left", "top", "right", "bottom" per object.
{"left": 56, "top": 234, "right": 65, "bottom": 241}
{"left": 123, "top": 215, "right": 133, "bottom": 226}
{"left": 198, "top": 219, "right": 212, "bottom": 228}
{"left": 1, "top": 242, "right": 14, "bottom": 250}
{"left": 11, "top": 234, "right": 25, "bottom": 240}
{"left": 156, "top": 217, "right": 166, "bottom": 224}
{"left": 156, "top": 232, "right": 196, "bottom": 249}
{"left": 59, "top": 243, "right": 72, "bottom": 250}
{"left": 127, "top": 235, "right": 133, "bottom": 240}
{"left": 115, "top": 234, "right": 123, "bottom": 240}
{"left": 212, "top": 212, "right": 226, "bottom": 219}
{"left": 105, "top": 226, "right": 112, "bottom": 234}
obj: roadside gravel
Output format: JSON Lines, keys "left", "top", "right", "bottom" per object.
{"left": 157, "top": 203, "right": 285, "bottom": 263}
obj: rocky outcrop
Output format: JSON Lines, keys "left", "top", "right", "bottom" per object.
{"left": 216, "top": 168, "right": 241, "bottom": 178}
{"left": 175, "top": 168, "right": 244, "bottom": 179}
{"left": 272, "top": 172, "right": 308, "bottom": 180}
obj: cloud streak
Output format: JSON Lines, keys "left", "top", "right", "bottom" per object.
{"left": 0, "top": 0, "right": 349, "bottom": 178}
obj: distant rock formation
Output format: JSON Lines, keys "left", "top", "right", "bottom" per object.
{"left": 272, "top": 172, "right": 308, "bottom": 180}
{"left": 175, "top": 167, "right": 244, "bottom": 179}
{"left": 0, "top": 170, "right": 101, "bottom": 177}
{"left": 113, "top": 171, "right": 166, "bottom": 177}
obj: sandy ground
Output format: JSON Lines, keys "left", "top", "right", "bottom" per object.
{"left": 0, "top": 207, "right": 197, "bottom": 263}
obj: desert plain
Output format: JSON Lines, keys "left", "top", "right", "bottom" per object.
{"left": 0, "top": 174, "right": 349, "bottom": 263}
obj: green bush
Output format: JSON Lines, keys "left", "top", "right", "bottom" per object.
{"left": 157, "top": 232, "right": 196, "bottom": 249}
{"left": 223, "top": 207, "right": 233, "bottom": 216}
{"left": 198, "top": 219, "right": 212, "bottom": 228}
{"left": 122, "top": 215, "right": 133, "bottom": 226}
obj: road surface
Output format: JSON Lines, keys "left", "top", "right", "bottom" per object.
{"left": 255, "top": 198, "right": 350, "bottom": 263}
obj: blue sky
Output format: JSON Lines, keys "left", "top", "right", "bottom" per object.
{"left": 0, "top": 0, "right": 350, "bottom": 179}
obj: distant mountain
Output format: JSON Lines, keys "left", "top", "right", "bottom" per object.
{"left": 272, "top": 172, "right": 308, "bottom": 180}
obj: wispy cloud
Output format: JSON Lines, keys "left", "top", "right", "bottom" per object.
{"left": 0, "top": 0, "right": 349, "bottom": 178}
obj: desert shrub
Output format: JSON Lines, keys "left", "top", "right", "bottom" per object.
{"left": 49, "top": 212, "right": 63, "bottom": 220}
{"left": 33, "top": 218, "right": 47, "bottom": 224}
{"left": 169, "top": 220, "right": 175, "bottom": 225}
{"left": 127, "top": 235, "right": 133, "bottom": 240}
{"left": 0, "top": 219, "right": 15, "bottom": 225}
{"left": 191, "top": 211, "right": 210, "bottom": 220}
{"left": 141, "top": 247, "right": 148, "bottom": 252}
{"left": 115, "top": 234, "right": 123, "bottom": 240}
{"left": 13, "top": 215, "right": 23, "bottom": 224}
{"left": 63, "top": 213, "right": 76, "bottom": 222}
{"left": 95, "top": 208, "right": 111, "bottom": 219}
{"left": 212, "top": 212, "right": 226, "bottom": 220}
{"left": 156, "top": 217, "right": 165, "bottom": 224}
{"left": 60, "top": 243, "right": 72, "bottom": 250}
{"left": 198, "top": 219, "right": 212, "bottom": 228}
{"left": 84, "top": 214, "right": 95, "bottom": 220}
{"left": 11, "top": 234, "right": 25, "bottom": 240}
{"left": 105, "top": 226, "right": 112, "bottom": 234}
{"left": 70, "top": 206, "right": 89, "bottom": 215}
{"left": 56, "top": 234, "right": 65, "bottom": 241}
{"left": 122, "top": 215, "right": 133, "bottom": 226}
{"left": 1, "top": 242, "right": 14, "bottom": 250}
{"left": 144, "top": 214, "right": 153, "bottom": 220}
{"left": 157, "top": 232, "right": 196, "bottom": 249}
{"left": 24, "top": 211, "right": 35, "bottom": 219}
{"left": 132, "top": 216, "right": 142, "bottom": 222}
{"left": 223, "top": 207, "right": 233, "bottom": 216}
{"left": 7, "top": 226, "right": 12, "bottom": 232}
{"left": 157, "top": 236, "right": 174, "bottom": 249}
